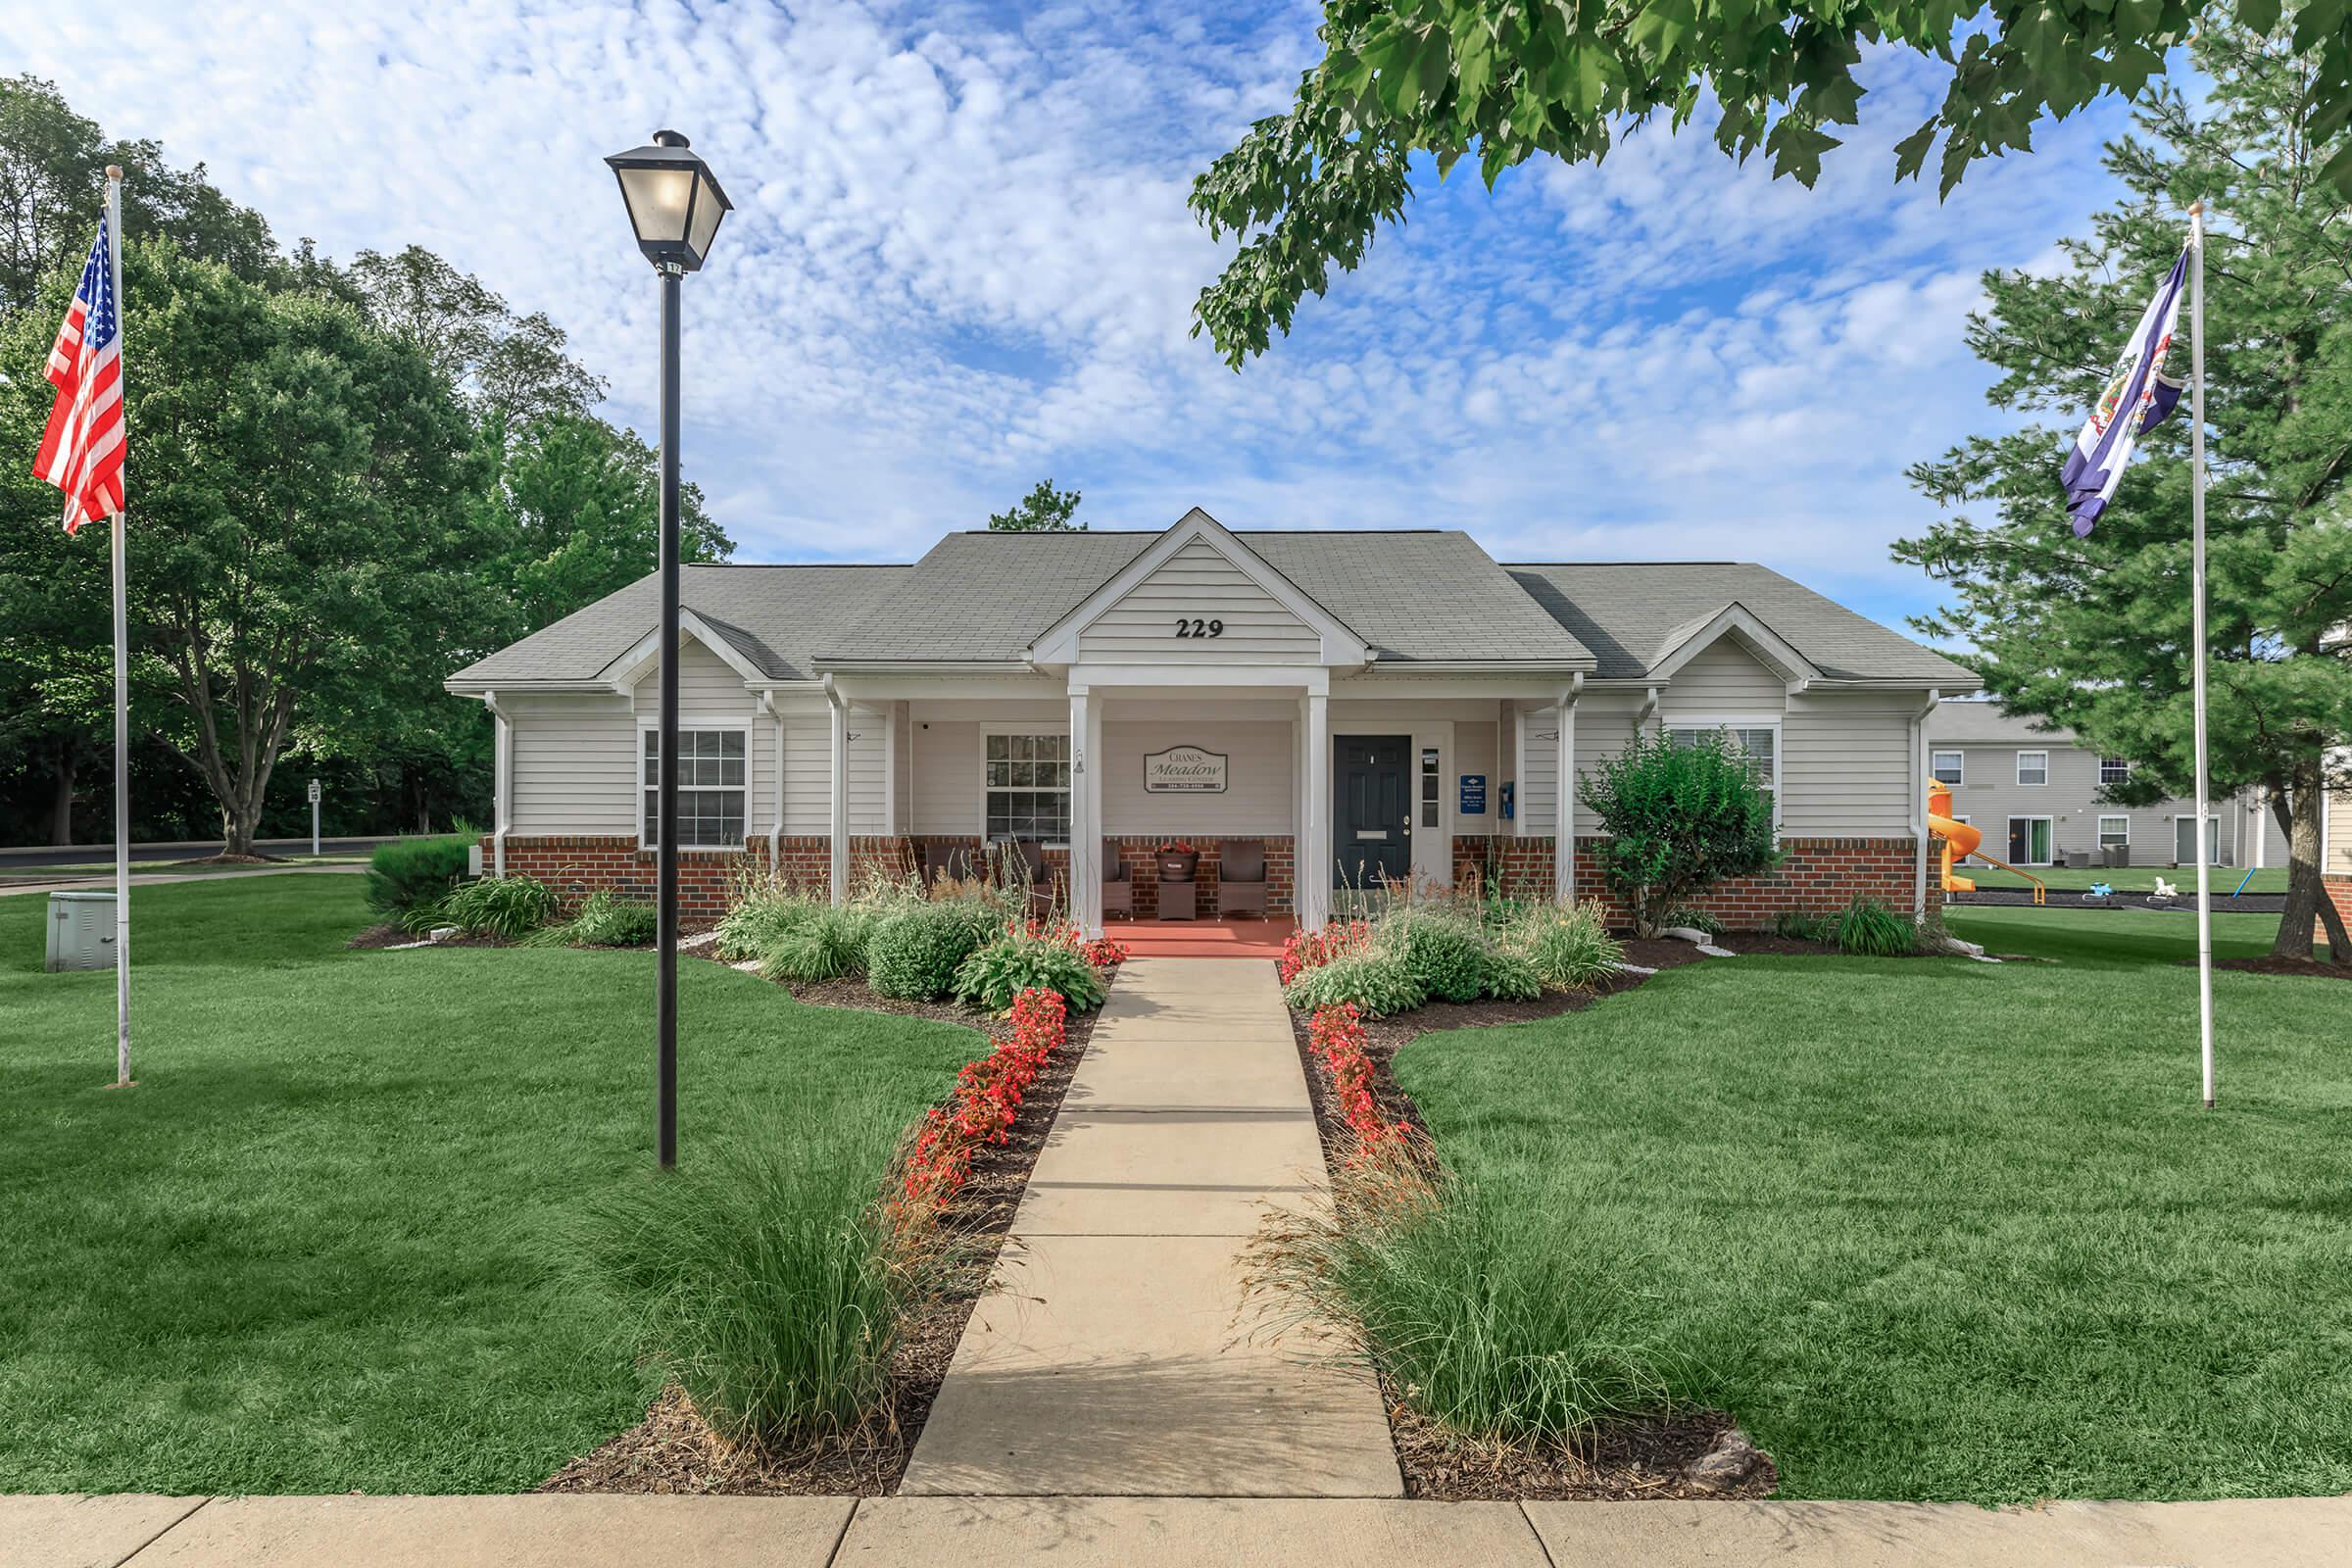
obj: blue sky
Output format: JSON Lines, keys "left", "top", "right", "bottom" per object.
{"left": 7, "top": 1, "right": 2163, "bottom": 633}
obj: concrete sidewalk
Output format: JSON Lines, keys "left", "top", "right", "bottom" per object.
{"left": 899, "top": 957, "right": 1400, "bottom": 1497}
{"left": 0, "top": 864, "right": 367, "bottom": 899}
{"left": 13, "top": 1492, "right": 2352, "bottom": 1567}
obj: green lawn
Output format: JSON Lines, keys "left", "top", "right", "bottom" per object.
{"left": 0, "top": 875, "right": 982, "bottom": 1494}
{"left": 1957, "top": 860, "right": 2287, "bottom": 894}
{"left": 1395, "top": 906, "right": 2350, "bottom": 1502}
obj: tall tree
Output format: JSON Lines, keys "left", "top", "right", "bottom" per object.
{"left": 1896, "top": 15, "right": 2352, "bottom": 962}
{"left": 988, "top": 478, "right": 1086, "bottom": 531}
{"left": 347, "top": 245, "right": 604, "bottom": 425}
{"left": 0, "top": 239, "right": 485, "bottom": 857}
{"left": 1188, "top": 1, "right": 2352, "bottom": 367}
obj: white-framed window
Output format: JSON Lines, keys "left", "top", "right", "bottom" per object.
{"left": 640, "top": 726, "right": 748, "bottom": 849}
{"left": 2098, "top": 814, "right": 2131, "bottom": 850}
{"left": 2099, "top": 756, "right": 2131, "bottom": 785}
{"left": 1666, "top": 720, "right": 1780, "bottom": 827}
{"left": 1931, "top": 750, "right": 1965, "bottom": 786}
{"left": 2016, "top": 750, "right": 2049, "bottom": 786}
{"left": 983, "top": 731, "right": 1071, "bottom": 845}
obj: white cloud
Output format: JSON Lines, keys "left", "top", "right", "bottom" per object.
{"left": 7, "top": 0, "right": 2151, "bottom": 625}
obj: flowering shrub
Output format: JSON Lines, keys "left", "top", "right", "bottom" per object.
{"left": 898, "top": 987, "right": 1068, "bottom": 1215}
{"left": 1156, "top": 840, "right": 1197, "bottom": 855}
{"left": 1079, "top": 934, "right": 1129, "bottom": 968}
{"left": 1278, "top": 920, "right": 1371, "bottom": 985}
{"left": 1305, "top": 1003, "right": 1408, "bottom": 1152}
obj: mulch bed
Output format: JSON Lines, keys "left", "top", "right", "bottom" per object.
{"left": 2205, "top": 955, "right": 2352, "bottom": 981}
{"left": 536, "top": 968, "right": 1103, "bottom": 1496}
{"left": 1284, "top": 947, "right": 1782, "bottom": 1502}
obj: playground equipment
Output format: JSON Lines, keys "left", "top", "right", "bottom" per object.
{"left": 1928, "top": 784, "right": 2046, "bottom": 906}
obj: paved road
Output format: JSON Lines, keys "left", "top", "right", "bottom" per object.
{"left": 0, "top": 864, "right": 368, "bottom": 899}
{"left": 10, "top": 1491, "right": 2350, "bottom": 1567}
{"left": 0, "top": 835, "right": 400, "bottom": 870}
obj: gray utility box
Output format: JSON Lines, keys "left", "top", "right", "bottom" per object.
{"left": 45, "top": 891, "right": 120, "bottom": 972}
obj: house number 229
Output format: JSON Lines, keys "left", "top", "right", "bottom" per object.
{"left": 1173, "top": 617, "right": 1224, "bottom": 638}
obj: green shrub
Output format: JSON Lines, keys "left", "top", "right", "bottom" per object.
{"left": 1510, "top": 901, "right": 1625, "bottom": 992}
{"left": 867, "top": 902, "right": 995, "bottom": 1002}
{"left": 570, "top": 889, "right": 658, "bottom": 948}
{"left": 1663, "top": 905, "right": 1724, "bottom": 937}
{"left": 1250, "top": 1157, "right": 1681, "bottom": 1446}
{"left": 714, "top": 886, "right": 825, "bottom": 962}
{"left": 364, "top": 834, "right": 471, "bottom": 915}
{"left": 1283, "top": 948, "right": 1428, "bottom": 1017}
{"left": 564, "top": 1106, "right": 939, "bottom": 1452}
{"left": 1832, "top": 896, "right": 1918, "bottom": 957}
{"left": 1383, "top": 908, "right": 1492, "bottom": 1004}
{"left": 953, "top": 929, "right": 1107, "bottom": 1011}
{"left": 1581, "top": 730, "right": 1779, "bottom": 938}
{"left": 434, "top": 874, "right": 559, "bottom": 938}
{"left": 758, "top": 905, "right": 870, "bottom": 985}
{"left": 1773, "top": 908, "right": 1834, "bottom": 943}
{"left": 1479, "top": 946, "right": 1544, "bottom": 1002}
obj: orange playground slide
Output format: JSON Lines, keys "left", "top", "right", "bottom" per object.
{"left": 1928, "top": 784, "right": 2045, "bottom": 906}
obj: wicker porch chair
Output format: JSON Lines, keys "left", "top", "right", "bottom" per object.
{"left": 1217, "top": 838, "right": 1268, "bottom": 917}
{"left": 1102, "top": 838, "right": 1135, "bottom": 919}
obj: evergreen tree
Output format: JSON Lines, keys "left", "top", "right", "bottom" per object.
{"left": 1896, "top": 16, "right": 2352, "bottom": 962}
{"left": 988, "top": 478, "right": 1086, "bottom": 531}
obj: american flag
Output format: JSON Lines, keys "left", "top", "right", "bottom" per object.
{"left": 34, "top": 214, "right": 125, "bottom": 535}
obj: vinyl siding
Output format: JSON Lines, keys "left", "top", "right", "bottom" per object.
{"left": 1568, "top": 692, "right": 1647, "bottom": 836}
{"left": 1667, "top": 637, "right": 1786, "bottom": 711}
{"left": 1782, "top": 694, "right": 1916, "bottom": 837}
{"left": 780, "top": 707, "right": 887, "bottom": 835}
{"left": 1077, "top": 537, "right": 1320, "bottom": 662}
{"left": 1454, "top": 715, "right": 1498, "bottom": 832}
{"left": 507, "top": 693, "right": 637, "bottom": 835}
{"left": 1926, "top": 739, "right": 2262, "bottom": 866}
{"left": 1101, "top": 720, "right": 1295, "bottom": 835}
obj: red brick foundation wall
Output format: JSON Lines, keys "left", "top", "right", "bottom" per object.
{"left": 486, "top": 832, "right": 1298, "bottom": 923}
{"left": 1452, "top": 833, "right": 1921, "bottom": 929}
{"left": 2322, "top": 874, "right": 2351, "bottom": 950}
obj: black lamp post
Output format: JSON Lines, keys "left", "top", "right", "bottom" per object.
{"left": 606, "top": 129, "right": 731, "bottom": 1169}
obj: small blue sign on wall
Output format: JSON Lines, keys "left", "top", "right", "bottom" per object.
{"left": 1458, "top": 774, "right": 1487, "bottom": 815}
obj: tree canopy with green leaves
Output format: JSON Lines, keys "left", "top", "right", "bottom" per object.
{"left": 988, "top": 477, "right": 1086, "bottom": 531}
{"left": 1188, "top": 0, "right": 2352, "bottom": 367}
{"left": 1895, "top": 15, "right": 2351, "bottom": 961}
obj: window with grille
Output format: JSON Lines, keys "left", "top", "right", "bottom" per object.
{"left": 2099, "top": 756, "right": 2131, "bottom": 785}
{"left": 2098, "top": 815, "right": 2131, "bottom": 849}
{"left": 985, "top": 732, "right": 1071, "bottom": 844}
{"left": 1931, "top": 750, "right": 1964, "bottom": 786}
{"left": 1666, "top": 723, "right": 1778, "bottom": 808}
{"left": 2016, "top": 750, "right": 2049, "bottom": 786}
{"left": 641, "top": 729, "right": 746, "bottom": 849}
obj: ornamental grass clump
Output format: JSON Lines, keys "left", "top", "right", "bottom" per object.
{"left": 1832, "top": 896, "right": 1918, "bottom": 957}
{"left": 712, "top": 882, "right": 827, "bottom": 962}
{"left": 565, "top": 1104, "right": 935, "bottom": 1454}
{"left": 758, "top": 904, "right": 870, "bottom": 985}
{"left": 1507, "top": 900, "right": 1625, "bottom": 993}
{"left": 430, "top": 873, "right": 559, "bottom": 939}
{"left": 1248, "top": 1148, "right": 1683, "bottom": 1450}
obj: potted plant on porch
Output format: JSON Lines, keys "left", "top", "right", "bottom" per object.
{"left": 1155, "top": 840, "right": 1199, "bottom": 882}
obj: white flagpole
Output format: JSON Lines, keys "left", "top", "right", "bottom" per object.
{"left": 106, "top": 165, "right": 131, "bottom": 1090}
{"left": 2188, "top": 199, "right": 2214, "bottom": 1109}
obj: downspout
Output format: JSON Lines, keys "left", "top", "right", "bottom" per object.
{"left": 1638, "top": 684, "right": 1659, "bottom": 734}
{"left": 1555, "top": 674, "right": 1582, "bottom": 905}
{"left": 1910, "top": 688, "right": 1941, "bottom": 923}
{"left": 482, "top": 690, "right": 511, "bottom": 878}
{"left": 822, "top": 674, "right": 850, "bottom": 906}
{"left": 757, "top": 691, "right": 785, "bottom": 877}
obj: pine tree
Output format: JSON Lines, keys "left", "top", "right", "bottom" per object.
{"left": 1897, "top": 17, "right": 2352, "bottom": 962}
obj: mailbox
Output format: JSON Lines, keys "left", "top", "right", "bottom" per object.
{"left": 45, "top": 891, "right": 119, "bottom": 973}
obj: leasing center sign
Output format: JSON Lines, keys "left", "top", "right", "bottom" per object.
{"left": 1143, "top": 745, "right": 1227, "bottom": 793}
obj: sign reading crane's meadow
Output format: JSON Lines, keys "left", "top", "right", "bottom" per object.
{"left": 1143, "top": 745, "right": 1227, "bottom": 793}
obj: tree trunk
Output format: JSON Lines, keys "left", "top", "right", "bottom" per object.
{"left": 46, "top": 739, "right": 77, "bottom": 847}
{"left": 220, "top": 798, "right": 261, "bottom": 858}
{"left": 2271, "top": 760, "right": 2349, "bottom": 963}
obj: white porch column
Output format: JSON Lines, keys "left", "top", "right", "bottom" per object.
{"left": 1070, "top": 685, "right": 1101, "bottom": 936}
{"left": 1300, "top": 690, "right": 1330, "bottom": 929}
{"left": 484, "top": 691, "right": 511, "bottom": 877}
{"left": 1512, "top": 704, "right": 1530, "bottom": 839}
{"left": 1554, "top": 678, "right": 1580, "bottom": 904}
{"left": 825, "top": 677, "right": 849, "bottom": 906}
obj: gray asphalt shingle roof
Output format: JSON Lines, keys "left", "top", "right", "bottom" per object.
{"left": 447, "top": 564, "right": 910, "bottom": 686}
{"left": 447, "top": 530, "right": 1972, "bottom": 689}
{"left": 1927, "top": 700, "right": 2078, "bottom": 744}
{"left": 1504, "top": 562, "right": 1981, "bottom": 685}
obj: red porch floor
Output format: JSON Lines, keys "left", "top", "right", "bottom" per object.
{"left": 1105, "top": 914, "right": 1298, "bottom": 960}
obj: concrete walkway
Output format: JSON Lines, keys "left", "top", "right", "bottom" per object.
{"left": 0, "top": 864, "right": 367, "bottom": 899}
{"left": 14, "top": 1492, "right": 2352, "bottom": 1567}
{"left": 899, "top": 957, "right": 1400, "bottom": 1497}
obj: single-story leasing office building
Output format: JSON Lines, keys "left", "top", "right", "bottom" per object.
{"left": 446, "top": 509, "right": 1983, "bottom": 931}
{"left": 1926, "top": 700, "right": 2289, "bottom": 869}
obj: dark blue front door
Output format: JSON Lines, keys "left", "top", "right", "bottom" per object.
{"left": 1334, "top": 734, "right": 1412, "bottom": 888}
